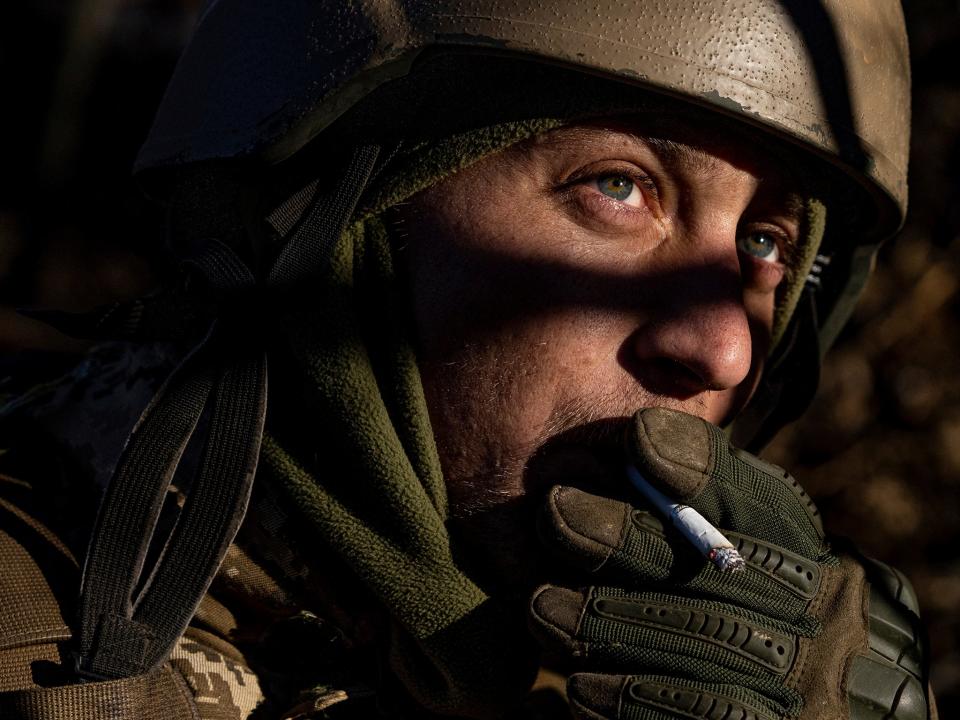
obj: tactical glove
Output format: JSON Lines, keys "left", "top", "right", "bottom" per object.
{"left": 530, "top": 408, "right": 932, "bottom": 720}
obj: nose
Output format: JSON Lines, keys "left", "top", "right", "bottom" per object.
{"left": 624, "top": 159, "right": 768, "bottom": 399}
{"left": 630, "top": 297, "right": 753, "bottom": 393}
{"left": 628, "top": 250, "right": 755, "bottom": 395}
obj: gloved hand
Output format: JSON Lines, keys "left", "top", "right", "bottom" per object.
{"left": 529, "top": 408, "right": 933, "bottom": 720}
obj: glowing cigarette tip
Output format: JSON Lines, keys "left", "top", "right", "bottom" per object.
{"left": 709, "top": 547, "right": 746, "bottom": 573}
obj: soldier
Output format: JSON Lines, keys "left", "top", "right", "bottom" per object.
{"left": 0, "top": 2, "right": 934, "bottom": 719}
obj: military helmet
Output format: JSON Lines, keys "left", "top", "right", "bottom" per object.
{"left": 139, "top": 0, "right": 909, "bottom": 229}
{"left": 135, "top": 0, "right": 911, "bottom": 445}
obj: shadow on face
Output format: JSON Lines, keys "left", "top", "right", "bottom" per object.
{"left": 395, "top": 115, "right": 810, "bottom": 587}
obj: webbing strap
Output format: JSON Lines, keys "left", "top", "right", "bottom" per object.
{"left": 0, "top": 664, "right": 196, "bottom": 720}
{"left": 74, "top": 144, "right": 382, "bottom": 680}
{"left": 269, "top": 144, "right": 381, "bottom": 288}
{"left": 131, "top": 354, "right": 266, "bottom": 657}
{"left": 75, "top": 347, "right": 218, "bottom": 677}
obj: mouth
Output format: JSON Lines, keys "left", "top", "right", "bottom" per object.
{"left": 445, "top": 417, "right": 637, "bottom": 594}
{"left": 522, "top": 416, "right": 636, "bottom": 501}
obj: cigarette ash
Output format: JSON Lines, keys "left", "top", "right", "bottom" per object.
{"left": 709, "top": 547, "right": 746, "bottom": 572}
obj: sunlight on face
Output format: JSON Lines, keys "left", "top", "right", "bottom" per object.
{"left": 398, "top": 116, "right": 806, "bottom": 583}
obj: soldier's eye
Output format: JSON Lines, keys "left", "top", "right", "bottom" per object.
{"left": 593, "top": 174, "right": 643, "bottom": 207}
{"left": 737, "top": 231, "right": 781, "bottom": 263}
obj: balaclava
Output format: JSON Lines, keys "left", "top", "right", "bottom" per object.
{"left": 256, "top": 109, "right": 826, "bottom": 716}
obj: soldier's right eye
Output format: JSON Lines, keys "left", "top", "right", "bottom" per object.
{"left": 594, "top": 175, "right": 639, "bottom": 205}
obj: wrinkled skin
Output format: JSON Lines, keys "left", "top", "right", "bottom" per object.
{"left": 398, "top": 114, "right": 806, "bottom": 586}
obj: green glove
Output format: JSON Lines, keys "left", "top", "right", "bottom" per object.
{"left": 529, "top": 408, "right": 932, "bottom": 720}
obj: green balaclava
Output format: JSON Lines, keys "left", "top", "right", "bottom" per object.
{"left": 256, "top": 114, "right": 827, "bottom": 718}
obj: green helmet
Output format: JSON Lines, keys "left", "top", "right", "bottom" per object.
{"left": 136, "top": 0, "right": 911, "bottom": 445}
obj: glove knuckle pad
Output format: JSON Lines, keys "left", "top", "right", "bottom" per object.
{"left": 863, "top": 557, "right": 921, "bottom": 616}
{"left": 590, "top": 597, "right": 795, "bottom": 673}
{"left": 626, "top": 678, "right": 771, "bottom": 720}
{"left": 730, "top": 533, "right": 820, "bottom": 598}
{"left": 867, "top": 582, "right": 924, "bottom": 678}
{"left": 848, "top": 655, "right": 927, "bottom": 720}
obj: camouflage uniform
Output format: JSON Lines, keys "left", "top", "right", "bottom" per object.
{"left": 0, "top": 345, "right": 567, "bottom": 718}
{"left": 0, "top": 345, "right": 361, "bottom": 718}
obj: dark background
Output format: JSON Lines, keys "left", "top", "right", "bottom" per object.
{"left": 1, "top": 0, "right": 957, "bottom": 712}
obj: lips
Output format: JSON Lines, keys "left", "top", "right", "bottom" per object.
{"left": 522, "top": 416, "right": 635, "bottom": 500}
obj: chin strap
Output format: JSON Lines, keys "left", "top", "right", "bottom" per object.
{"left": 30, "top": 144, "right": 384, "bottom": 681}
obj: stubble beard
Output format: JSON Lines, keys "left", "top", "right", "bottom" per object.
{"left": 427, "top": 349, "right": 707, "bottom": 589}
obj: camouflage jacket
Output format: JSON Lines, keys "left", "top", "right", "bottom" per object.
{"left": 0, "top": 343, "right": 570, "bottom": 719}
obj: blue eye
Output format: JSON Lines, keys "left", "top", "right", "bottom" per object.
{"left": 594, "top": 175, "right": 640, "bottom": 205}
{"left": 737, "top": 231, "right": 780, "bottom": 263}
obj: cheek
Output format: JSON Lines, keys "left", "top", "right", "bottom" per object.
{"left": 400, "top": 170, "right": 594, "bottom": 470}
{"left": 403, "top": 203, "right": 574, "bottom": 358}
{"left": 416, "top": 309, "right": 597, "bottom": 445}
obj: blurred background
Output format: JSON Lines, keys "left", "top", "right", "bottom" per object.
{"left": 0, "top": 0, "right": 957, "bottom": 712}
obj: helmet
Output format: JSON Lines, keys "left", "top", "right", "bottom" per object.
{"left": 136, "top": 0, "right": 911, "bottom": 441}
{"left": 139, "top": 1, "right": 909, "bottom": 226}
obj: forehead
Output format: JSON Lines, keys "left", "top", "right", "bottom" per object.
{"left": 519, "top": 111, "right": 807, "bottom": 190}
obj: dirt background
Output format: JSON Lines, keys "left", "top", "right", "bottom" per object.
{"left": 1, "top": 0, "right": 957, "bottom": 712}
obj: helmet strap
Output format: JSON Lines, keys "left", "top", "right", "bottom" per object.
{"left": 72, "top": 144, "right": 384, "bottom": 680}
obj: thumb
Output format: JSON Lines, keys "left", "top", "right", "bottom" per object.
{"left": 625, "top": 407, "right": 716, "bottom": 502}
{"left": 627, "top": 407, "right": 825, "bottom": 553}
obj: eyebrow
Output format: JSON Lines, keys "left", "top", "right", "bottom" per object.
{"left": 533, "top": 125, "right": 808, "bottom": 223}
{"left": 536, "top": 123, "right": 728, "bottom": 167}
{"left": 642, "top": 137, "right": 730, "bottom": 179}
{"left": 636, "top": 135, "right": 807, "bottom": 224}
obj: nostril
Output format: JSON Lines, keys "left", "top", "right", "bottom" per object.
{"left": 626, "top": 299, "right": 754, "bottom": 394}
{"left": 616, "top": 355, "right": 720, "bottom": 401}
{"left": 652, "top": 357, "right": 716, "bottom": 394}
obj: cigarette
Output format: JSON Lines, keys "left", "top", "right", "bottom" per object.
{"left": 626, "top": 464, "right": 745, "bottom": 572}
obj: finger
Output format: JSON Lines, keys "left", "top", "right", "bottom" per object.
{"left": 540, "top": 486, "right": 821, "bottom": 619}
{"left": 537, "top": 484, "right": 672, "bottom": 575}
{"left": 566, "top": 673, "right": 623, "bottom": 720}
{"left": 627, "top": 408, "right": 825, "bottom": 556}
{"left": 529, "top": 585, "right": 804, "bottom": 685}
{"left": 568, "top": 673, "right": 778, "bottom": 720}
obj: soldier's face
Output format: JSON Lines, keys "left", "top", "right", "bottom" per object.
{"left": 400, "top": 117, "right": 804, "bottom": 582}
